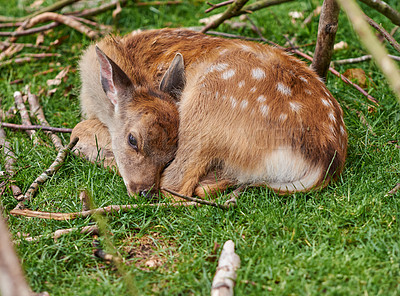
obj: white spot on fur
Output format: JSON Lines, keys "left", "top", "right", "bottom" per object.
{"left": 305, "top": 89, "right": 312, "bottom": 95}
{"left": 215, "top": 91, "right": 219, "bottom": 99}
{"left": 241, "top": 44, "right": 252, "bottom": 51}
{"left": 238, "top": 80, "right": 245, "bottom": 88}
{"left": 257, "top": 95, "right": 266, "bottom": 103}
{"left": 279, "top": 113, "right": 288, "bottom": 122}
{"left": 206, "top": 63, "right": 228, "bottom": 74}
{"left": 299, "top": 76, "right": 308, "bottom": 83}
{"left": 251, "top": 68, "right": 266, "bottom": 80}
{"left": 340, "top": 125, "right": 346, "bottom": 135}
{"left": 250, "top": 87, "right": 257, "bottom": 93}
{"left": 321, "top": 98, "right": 331, "bottom": 107}
{"left": 289, "top": 101, "right": 302, "bottom": 113}
{"left": 219, "top": 48, "right": 229, "bottom": 55}
{"left": 230, "top": 97, "right": 237, "bottom": 108}
{"left": 328, "top": 112, "right": 336, "bottom": 122}
{"left": 222, "top": 69, "right": 236, "bottom": 80}
{"left": 260, "top": 105, "right": 269, "bottom": 117}
{"left": 277, "top": 83, "right": 292, "bottom": 96}
{"left": 329, "top": 124, "right": 336, "bottom": 135}
{"left": 324, "top": 91, "right": 331, "bottom": 97}
{"left": 240, "top": 100, "right": 248, "bottom": 109}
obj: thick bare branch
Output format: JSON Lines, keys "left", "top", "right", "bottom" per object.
{"left": 14, "top": 91, "right": 36, "bottom": 141}
{"left": 358, "top": 0, "right": 400, "bottom": 26}
{"left": 311, "top": 0, "right": 340, "bottom": 80}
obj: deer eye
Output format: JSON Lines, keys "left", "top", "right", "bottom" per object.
{"left": 128, "top": 134, "right": 138, "bottom": 151}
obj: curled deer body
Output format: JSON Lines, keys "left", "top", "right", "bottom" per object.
{"left": 72, "top": 28, "right": 347, "bottom": 197}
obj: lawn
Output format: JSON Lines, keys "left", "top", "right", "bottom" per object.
{"left": 0, "top": 0, "right": 399, "bottom": 295}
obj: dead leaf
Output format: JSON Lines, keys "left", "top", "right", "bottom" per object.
{"left": 334, "top": 41, "right": 348, "bottom": 51}
{"left": 289, "top": 11, "right": 304, "bottom": 19}
{"left": 47, "top": 66, "right": 70, "bottom": 86}
{"left": 343, "top": 68, "right": 368, "bottom": 88}
{"left": 47, "top": 88, "right": 58, "bottom": 96}
{"left": 36, "top": 33, "right": 44, "bottom": 46}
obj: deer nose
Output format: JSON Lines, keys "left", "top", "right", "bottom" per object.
{"left": 139, "top": 189, "right": 159, "bottom": 200}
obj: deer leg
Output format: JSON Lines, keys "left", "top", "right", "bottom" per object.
{"left": 71, "top": 119, "right": 117, "bottom": 170}
{"left": 194, "top": 170, "right": 235, "bottom": 198}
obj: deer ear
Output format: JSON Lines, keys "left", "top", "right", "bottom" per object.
{"left": 160, "top": 53, "right": 185, "bottom": 101}
{"left": 95, "top": 45, "right": 133, "bottom": 107}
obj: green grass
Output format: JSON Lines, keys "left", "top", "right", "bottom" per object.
{"left": 1, "top": 0, "right": 400, "bottom": 295}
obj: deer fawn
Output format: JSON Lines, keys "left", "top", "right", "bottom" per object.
{"left": 71, "top": 28, "right": 347, "bottom": 198}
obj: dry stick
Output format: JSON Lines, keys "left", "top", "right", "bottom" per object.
{"left": 14, "top": 91, "right": 36, "bottom": 141}
{"left": 17, "top": 225, "right": 99, "bottom": 242}
{"left": 0, "top": 22, "right": 59, "bottom": 37}
{"left": 27, "top": 88, "right": 64, "bottom": 150}
{"left": 201, "top": 0, "right": 250, "bottom": 33}
{"left": 311, "top": 0, "right": 340, "bottom": 80}
{"left": 16, "top": 137, "right": 79, "bottom": 207}
{"left": 336, "top": 0, "right": 400, "bottom": 104}
{"left": 333, "top": 54, "right": 400, "bottom": 64}
{"left": 358, "top": 0, "right": 400, "bottom": 26}
{"left": 136, "top": 0, "right": 182, "bottom": 6}
{"left": 10, "top": 202, "right": 198, "bottom": 220}
{"left": 0, "top": 212, "right": 32, "bottom": 296}
{"left": 72, "top": 0, "right": 128, "bottom": 18}
{"left": 1, "top": 122, "right": 72, "bottom": 133}
{"left": 0, "top": 41, "right": 50, "bottom": 50}
{"left": 364, "top": 14, "right": 400, "bottom": 53}
{"left": 205, "top": 0, "right": 234, "bottom": 13}
{"left": 211, "top": 240, "right": 241, "bottom": 296}
{"left": 0, "top": 0, "right": 81, "bottom": 23}
{"left": 0, "top": 54, "right": 60, "bottom": 68}
{"left": 162, "top": 187, "right": 232, "bottom": 210}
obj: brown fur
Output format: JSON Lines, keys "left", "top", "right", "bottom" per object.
{"left": 73, "top": 28, "right": 347, "bottom": 197}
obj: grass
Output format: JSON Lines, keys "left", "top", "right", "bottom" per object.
{"left": 1, "top": 0, "right": 400, "bottom": 295}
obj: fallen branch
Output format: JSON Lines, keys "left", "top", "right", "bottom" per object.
{"left": 72, "top": 0, "right": 127, "bottom": 18}
{"left": 161, "top": 187, "right": 232, "bottom": 210}
{"left": 136, "top": 0, "right": 182, "bottom": 6}
{"left": 14, "top": 91, "right": 36, "bottom": 141}
{"left": 1, "top": 122, "right": 73, "bottom": 133}
{"left": 364, "top": 14, "right": 400, "bottom": 53}
{"left": 15, "top": 137, "right": 79, "bottom": 208}
{"left": 359, "top": 0, "right": 400, "bottom": 26}
{"left": 333, "top": 54, "right": 400, "bottom": 64}
{"left": 211, "top": 240, "right": 241, "bottom": 296}
{"left": 27, "top": 87, "right": 64, "bottom": 150}
{"left": 385, "top": 183, "right": 400, "bottom": 197}
{"left": 10, "top": 202, "right": 198, "bottom": 220}
{"left": 0, "top": 22, "right": 59, "bottom": 37}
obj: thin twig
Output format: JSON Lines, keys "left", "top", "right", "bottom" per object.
{"left": 10, "top": 202, "right": 198, "bottom": 220}
{"left": 205, "top": 0, "right": 234, "bottom": 13}
{"left": 17, "top": 225, "right": 99, "bottom": 242}
{"left": 162, "top": 187, "right": 232, "bottom": 210}
{"left": 0, "top": 22, "right": 59, "bottom": 37}
{"left": 136, "top": 0, "right": 182, "bottom": 6}
{"left": 27, "top": 87, "right": 64, "bottom": 150}
{"left": 0, "top": 54, "right": 60, "bottom": 68}
{"left": 1, "top": 122, "right": 72, "bottom": 133}
{"left": 364, "top": 14, "right": 400, "bottom": 53}
{"left": 333, "top": 54, "right": 400, "bottom": 64}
